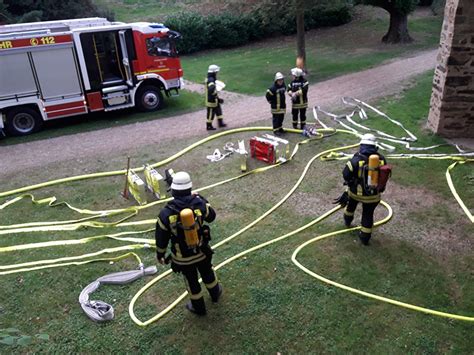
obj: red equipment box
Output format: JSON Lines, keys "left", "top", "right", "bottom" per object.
{"left": 249, "top": 137, "right": 276, "bottom": 164}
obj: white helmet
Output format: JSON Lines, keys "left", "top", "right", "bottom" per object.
{"left": 274, "top": 72, "right": 284, "bottom": 81}
{"left": 171, "top": 171, "right": 192, "bottom": 190}
{"left": 208, "top": 64, "right": 220, "bottom": 73}
{"left": 360, "top": 133, "right": 377, "bottom": 146}
{"left": 291, "top": 68, "right": 303, "bottom": 77}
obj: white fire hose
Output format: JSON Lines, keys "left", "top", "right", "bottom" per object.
{"left": 79, "top": 264, "right": 158, "bottom": 322}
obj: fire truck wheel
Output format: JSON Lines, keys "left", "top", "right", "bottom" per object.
{"left": 5, "top": 107, "right": 43, "bottom": 136}
{"left": 136, "top": 85, "right": 163, "bottom": 112}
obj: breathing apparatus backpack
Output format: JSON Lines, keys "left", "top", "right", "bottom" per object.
{"left": 167, "top": 204, "right": 209, "bottom": 251}
{"left": 357, "top": 153, "right": 392, "bottom": 194}
{"left": 179, "top": 208, "right": 200, "bottom": 249}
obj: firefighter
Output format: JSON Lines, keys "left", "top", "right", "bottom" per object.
{"left": 205, "top": 64, "right": 226, "bottom": 130}
{"left": 155, "top": 171, "right": 222, "bottom": 315}
{"left": 266, "top": 72, "right": 287, "bottom": 136}
{"left": 287, "top": 67, "right": 309, "bottom": 129}
{"left": 334, "top": 134, "right": 388, "bottom": 245}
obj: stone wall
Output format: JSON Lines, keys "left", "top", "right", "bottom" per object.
{"left": 428, "top": 0, "right": 474, "bottom": 138}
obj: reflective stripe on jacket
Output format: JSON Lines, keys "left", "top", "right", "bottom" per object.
{"left": 266, "top": 83, "right": 286, "bottom": 114}
{"left": 155, "top": 194, "right": 216, "bottom": 265}
{"left": 205, "top": 75, "right": 218, "bottom": 108}
{"left": 342, "top": 150, "right": 387, "bottom": 202}
{"left": 288, "top": 78, "right": 309, "bottom": 109}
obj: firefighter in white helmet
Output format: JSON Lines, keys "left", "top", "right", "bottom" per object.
{"left": 265, "top": 72, "right": 287, "bottom": 135}
{"left": 205, "top": 64, "right": 226, "bottom": 130}
{"left": 288, "top": 67, "right": 309, "bottom": 129}
{"left": 333, "top": 134, "right": 390, "bottom": 245}
{"left": 155, "top": 171, "right": 222, "bottom": 315}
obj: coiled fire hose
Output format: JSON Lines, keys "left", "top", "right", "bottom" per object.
{"left": 79, "top": 264, "right": 158, "bottom": 322}
{"left": 0, "top": 98, "right": 472, "bottom": 325}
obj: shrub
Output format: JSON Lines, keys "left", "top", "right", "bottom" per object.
{"left": 166, "top": 3, "right": 353, "bottom": 54}
{"left": 165, "top": 12, "right": 210, "bottom": 54}
{"left": 305, "top": 6, "right": 353, "bottom": 29}
{"left": 4, "top": 0, "right": 114, "bottom": 23}
{"left": 418, "top": 0, "right": 433, "bottom": 5}
{"left": 431, "top": 0, "right": 445, "bottom": 15}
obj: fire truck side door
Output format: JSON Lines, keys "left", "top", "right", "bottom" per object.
{"left": 118, "top": 30, "right": 133, "bottom": 87}
{"left": 31, "top": 47, "right": 82, "bottom": 100}
{"left": 0, "top": 52, "right": 38, "bottom": 100}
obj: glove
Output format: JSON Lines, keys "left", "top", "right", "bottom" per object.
{"left": 201, "top": 225, "right": 211, "bottom": 241}
{"left": 333, "top": 191, "right": 349, "bottom": 207}
{"left": 164, "top": 169, "right": 174, "bottom": 187}
{"left": 193, "top": 193, "right": 209, "bottom": 203}
{"left": 170, "top": 261, "right": 182, "bottom": 273}
{"left": 218, "top": 98, "right": 224, "bottom": 104}
{"left": 201, "top": 244, "right": 214, "bottom": 258}
{"left": 156, "top": 252, "right": 165, "bottom": 264}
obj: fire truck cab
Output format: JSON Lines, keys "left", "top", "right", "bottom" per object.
{"left": 0, "top": 18, "right": 183, "bottom": 136}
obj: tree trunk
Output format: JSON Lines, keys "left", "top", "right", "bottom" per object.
{"left": 382, "top": 10, "right": 413, "bottom": 44}
{"left": 296, "top": 0, "right": 306, "bottom": 69}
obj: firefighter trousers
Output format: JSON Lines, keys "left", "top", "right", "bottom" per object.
{"left": 272, "top": 113, "right": 285, "bottom": 133}
{"left": 207, "top": 104, "right": 223, "bottom": 124}
{"left": 180, "top": 257, "right": 220, "bottom": 314}
{"left": 343, "top": 197, "right": 379, "bottom": 239}
{"left": 291, "top": 108, "right": 306, "bottom": 128}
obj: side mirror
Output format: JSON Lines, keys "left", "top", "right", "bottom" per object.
{"left": 167, "top": 30, "right": 182, "bottom": 40}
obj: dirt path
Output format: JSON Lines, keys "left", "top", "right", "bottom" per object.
{"left": 0, "top": 50, "right": 437, "bottom": 178}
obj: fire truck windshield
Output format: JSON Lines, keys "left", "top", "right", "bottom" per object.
{"left": 146, "top": 36, "right": 177, "bottom": 57}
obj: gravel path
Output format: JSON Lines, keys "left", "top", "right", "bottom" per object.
{"left": 0, "top": 50, "right": 437, "bottom": 178}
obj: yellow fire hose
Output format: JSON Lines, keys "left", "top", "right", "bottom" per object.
{"left": 0, "top": 246, "right": 145, "bottom": 275}
{"left": 0, "top": 127, "right": 472, "bottom": 325}
{"left": 0, "top": 131, "right": 328, "bottom": 273}
{"left": 128, "top": 142, "right": 473, "bottom": 325}
{"left": 0, "top": 229, "right": 155, "bottom": 253}
{"left": 446, "top": 161, "right": 474, "bottom": 223}
{"left": 0, "top": 127, "right": 304, "bottom": 199}
{"left": 129, "top": 141, "right": 360, "bottom": 325}
{"left": 0, "top": 129, "right": 321, "bottom": 234}
{"left": 292, "top": 230, "right": 474, "bottom": 322}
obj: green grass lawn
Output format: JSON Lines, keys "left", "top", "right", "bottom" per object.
{"left": 180, "top": 12, "right": 443, "bottom": 95}
{"left": 92, "top": 0, "right": 190, "bottom": 22}
{"left": 0, "top": 70, "right": 472, "bottom": 352}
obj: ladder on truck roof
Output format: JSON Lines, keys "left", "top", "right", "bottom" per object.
{"left": 0, "top": 18, "right": 116, "bottom": 35}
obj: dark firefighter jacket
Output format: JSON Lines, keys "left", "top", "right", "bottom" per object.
{"left": 342, "top": 144, "right": 387, "bottom": 203}
{"left": 155, "top": 194, "right": 216, "bottom": 266}
{"left": 288, "top": 78, "right": 309, "bottom": 109}
{"left": 266, "top": 82, "right": 286, "bottom": 114}
{"left": 205, "top": 74, "right": 219, "bottom": 108}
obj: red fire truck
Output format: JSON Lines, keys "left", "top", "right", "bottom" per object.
{"left": 0, "top": 17, "right": 183, "bottom": 136}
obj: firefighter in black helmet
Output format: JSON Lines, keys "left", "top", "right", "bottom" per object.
{"left": 155, "top": 171, "right": 222, "bottom": 315}
{"left": 205, "top": 64, "right": 226, "bottom": 130}
{"left": 334, "top": 134, "right": 388, "bottom": 245}
{"left": 266, "top": 72, "right": 287, "bottom": 136}
{"left": 288, "top": 67, "right": 309, "bottom": 130}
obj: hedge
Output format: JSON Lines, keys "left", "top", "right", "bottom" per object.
{"left": 165, "top": 4, "right": 353, "bottom": 54}
{"left": 431, "top": 0, "right": 445, "bottom": 15}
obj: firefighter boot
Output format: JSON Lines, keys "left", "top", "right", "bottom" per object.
{"left": 207, "top": 123, "right": 216, "bottom": 131}
{"left": 300, "top": 122, "right": 306, "bottom": 130}
{"left": 343, "top": 214, "right": 353, "bottom": 228}
{"left": 218, "top": 119, "right": 227, "bottom": 128}
{"left": 209, "top": 284, "right": 223, "bottom": 303}
{"left": 293, "top": 123, "right": 298, "bottom": 129}
{"left": 185, "top": 298, "right": 207, "bottom": 316}
{"left": 359, "top": 231, "right": 371, "bottom": 246}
